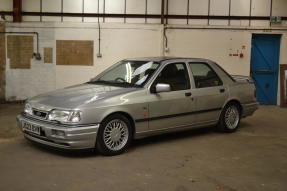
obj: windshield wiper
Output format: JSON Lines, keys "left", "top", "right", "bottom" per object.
{"left": 87, "top": 80, "right": 112, "bottom": 84}
{"left": 87, "top": 80, "right": 141, "bottom": 88}
{"left": 112, "top": 81, "right": 141, "bottom": 88}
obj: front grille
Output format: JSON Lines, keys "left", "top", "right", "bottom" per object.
{"left": 32, "top": 109, "right": 48, "bottom": 119}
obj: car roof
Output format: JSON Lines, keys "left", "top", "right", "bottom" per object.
{"left": 125, "top": 57, "right": 213, "bottom": 63}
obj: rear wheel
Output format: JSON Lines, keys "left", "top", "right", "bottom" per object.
{"left": 218, "top": 103, "right": 241, "bottom": 133}
{"left": 96, "top": 114, "right": 132, "bottom": 156}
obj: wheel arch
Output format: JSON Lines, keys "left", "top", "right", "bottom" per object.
{"left": 223, "top": 99, "right": 243, "bottom": 116}
{"left": 101, "top": 111, "right": 136, "bottom": 138}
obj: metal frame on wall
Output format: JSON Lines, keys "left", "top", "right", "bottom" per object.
{"left": 0, "top": 0, "right": 286, "bottom": 24}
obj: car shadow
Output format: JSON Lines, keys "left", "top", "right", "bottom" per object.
{"left": 131, "top": 126, "right": 215, "bottom": 149}
{"left": 26, "top": 140, "right": 98, "bottom": 158}
{"left": 26, "top": 122, "right": 251, "bottom": 157}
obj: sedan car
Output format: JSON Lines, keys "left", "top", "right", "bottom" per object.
{"left": 17, "top": 57, "right": 258, "bottom": 155}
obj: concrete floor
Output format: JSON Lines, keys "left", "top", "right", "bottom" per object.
{"left": 0, "top": 103, "right": 286, "bottom": 191}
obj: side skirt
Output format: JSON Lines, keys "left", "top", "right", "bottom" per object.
{"left": 134, "top": 120, "right": 218, "bottom": 139}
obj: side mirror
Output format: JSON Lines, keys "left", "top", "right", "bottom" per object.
{"left": 154, "top": 83, "right": 171, "bottom": 93}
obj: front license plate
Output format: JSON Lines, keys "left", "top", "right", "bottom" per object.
{"left": 22, "top": 121, "right": 41, "bottom": 135}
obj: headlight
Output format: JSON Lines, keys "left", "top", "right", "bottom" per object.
{"left": 48, "top": 110, "right": 82, "bottom": 123}
{"left": 24, "top": 103, "right": 33, "bottom": 115}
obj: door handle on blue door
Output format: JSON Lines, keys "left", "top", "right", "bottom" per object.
{"left": 220, "top": 88, "right": 225, "bottom": 93}
{"left": 185, "top": 92, "right": 192, "bottom": 97}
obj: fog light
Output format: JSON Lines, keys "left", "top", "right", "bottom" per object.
{"left": 51, "top": 129, "right": 65, "bottom": 137}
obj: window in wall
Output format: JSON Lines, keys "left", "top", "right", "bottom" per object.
{"left": 153, "top": 63, "right": 190, "bottom": 91}
{"left": 189, "top": 63, "right": 222, "bottom": 88}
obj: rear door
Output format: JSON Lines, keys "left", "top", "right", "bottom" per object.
{"left": 188, "top": 62, "right": 228, "bottom": 123}
{"left": 147, "top": 62, "right": 196, "bottom": 131}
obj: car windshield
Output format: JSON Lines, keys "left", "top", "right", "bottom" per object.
{"left": 89, "top": 60, "right": 160, "bottom": 87}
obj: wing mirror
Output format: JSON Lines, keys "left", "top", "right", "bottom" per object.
{"left": 151, "top": 83, "right": 171, "bottom": 93}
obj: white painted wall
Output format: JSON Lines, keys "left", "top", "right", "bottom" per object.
{"left": 4, "top": 22, "right": 287, "bottom": 103}
{"left": 42, "top": 0, "right": 62, "bottom": 22}
{"left": 146, "top": 0, "right": 161, "bottom": 24}
{"left": 4, "top": 22, "right": 162, "bottom": 100}
{"left": 165, "top": 29, "right": 252, "bottom": 75}
{"left": 0, "top": 0, "right": 12, "bottom": 11}
{"left": 0, "top": 0, "right": 13, "bottom": 21}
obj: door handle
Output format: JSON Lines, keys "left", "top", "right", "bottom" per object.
{"left": 219, "top": 88, "right": 225, "bottom": 93}
{"left": 185, "top": 92, "right": 192, "bottom": 97}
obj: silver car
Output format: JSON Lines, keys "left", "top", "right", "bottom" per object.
{"left": 17, "top": 57, "right": 258, "bottom": 155}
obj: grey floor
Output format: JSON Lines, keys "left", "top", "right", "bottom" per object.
{"left": 0, "top": 103, "right": 286, "bottom": 191}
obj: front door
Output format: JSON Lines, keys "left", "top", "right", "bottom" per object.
{"left": 147, "top": 62, "right": 195, "bottom": 131}
{"left": 251, "top": 34, "right": 281, "bottom": 105}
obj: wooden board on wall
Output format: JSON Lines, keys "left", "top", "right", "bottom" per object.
{"left": 56, "top": 40, "right": 93, "bottom": 66}
{"left": 7, "top": 35, "right": 34, "bottom": 69}
{"left": 44, "top": 47, "right": 53, "bottom": 63}
{"left": 0, "top": 24, "right": 6, "bottom": 101}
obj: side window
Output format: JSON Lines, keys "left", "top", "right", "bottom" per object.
{"left": 189, "top": 63, "right": 223, "bottom": 88}
{"left": 153, "top": 63, "right": 190, "bottom": 91}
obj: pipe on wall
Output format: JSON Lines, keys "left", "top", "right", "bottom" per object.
{"left": 249, "top": 0, "right": 252, "bottom": 26}
{"left": 207, "top": 0, "right": 211, "bottom": 25}
{"left": 0, "top": 31, "right": 41, "bottom": 60}
{"left": 145, "top": 0, "right": 148, "bottom": 23}
{"left": 270, "top": 0, "right": 273, "bottom": 27}
{"left": 61, "top": 0, "right": 63, "bottom": 22}
{"left": 97, "top": 0, "right": 102, "bottom": 58}
{"left": 228, "top": 0, "right": 231, "bottom": 26}
{"left": 161, "top": 0, "right": 165, "bottom": 24}
{"left": 186, "top": 0, "right": 189, "bottom": 25}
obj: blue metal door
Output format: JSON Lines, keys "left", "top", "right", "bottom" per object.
{"left": 251, "top": 34, "right": 281, "bottom": 105}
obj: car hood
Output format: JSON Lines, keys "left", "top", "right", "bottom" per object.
{"left": 28, "top": 83, "right": 138, "bottom": 109}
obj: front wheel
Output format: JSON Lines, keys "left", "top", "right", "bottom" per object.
{"left": 217, "top": 103, "right": 241, "bottom": 133}
{"left": 96, "top": 114, "right": 132, "bottom": 156}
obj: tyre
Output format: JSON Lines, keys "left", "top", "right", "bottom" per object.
{"left": 217, "top": 103, "right": 241, "bottom": 133}
{"left": 96, "top": 114, "right": 132, "bottom": 156}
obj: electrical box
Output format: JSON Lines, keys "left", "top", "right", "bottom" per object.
{"left": 270, "top": 16, "right": 282, "bottom": 23}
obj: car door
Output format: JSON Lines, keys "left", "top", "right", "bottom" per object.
{"left": 147, "top": 62, "right": 196, "bottom": 131}
{"left": 188, "top": 62, "right": 228, "bottom": 123}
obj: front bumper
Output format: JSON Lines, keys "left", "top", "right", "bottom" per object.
{"left": 16, "top": 114, "right": 99, "bottom": 149}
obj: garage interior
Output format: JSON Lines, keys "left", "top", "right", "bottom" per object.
{"left": 0, "top": 0, "right": 287, "bottom": 190}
